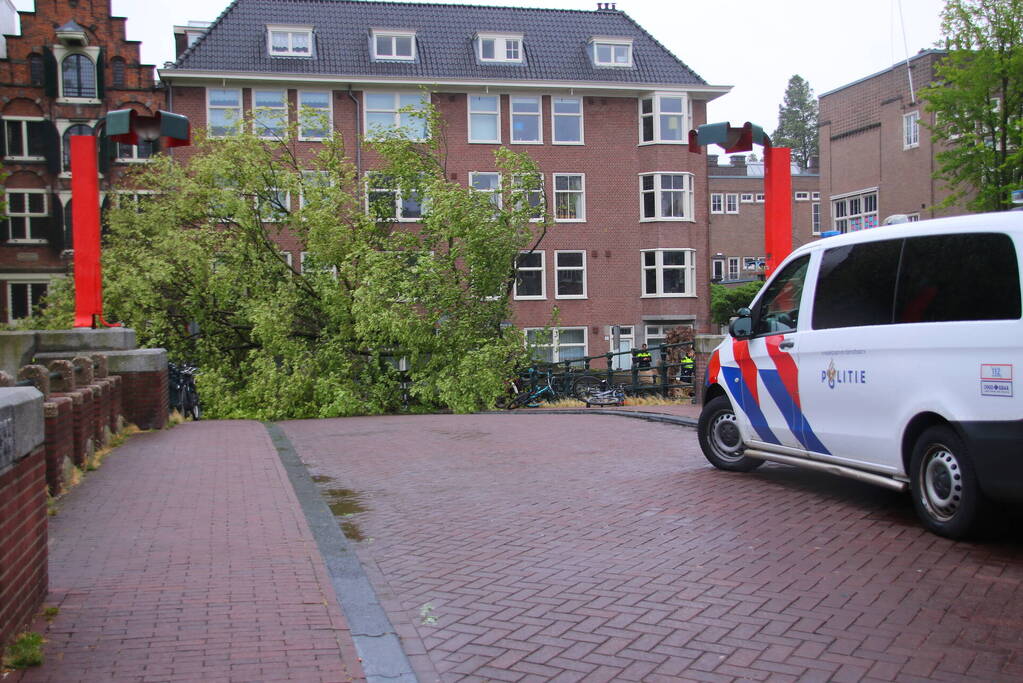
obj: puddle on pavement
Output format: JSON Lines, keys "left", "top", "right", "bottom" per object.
{"left": 311, "top": 475, "right": 368, "bottom": 541}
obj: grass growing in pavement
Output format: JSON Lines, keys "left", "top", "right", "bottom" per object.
{"left": 2, "top": 632, "right": 44, "bottom": 669}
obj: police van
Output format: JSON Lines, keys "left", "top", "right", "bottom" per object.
{"left": 698, "top": 211, "right": 1022, "bottom": 539}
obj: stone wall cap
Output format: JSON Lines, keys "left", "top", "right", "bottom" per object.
{"left": 0, "top": 387, "right": 45, "bottom": 473}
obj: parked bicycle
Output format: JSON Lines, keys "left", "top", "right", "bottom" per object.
{"left": 572, "top": 375, "right": 626, "bottom": 407}
{"left": 168, "top": 362, "right": 201, "bottom": 420}
{"left": 506, "top": 368, "right": 559, "bottom": 409}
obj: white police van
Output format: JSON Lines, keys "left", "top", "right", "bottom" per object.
{"left": 698, "top": 211, "right": 1022, "bottom": 539}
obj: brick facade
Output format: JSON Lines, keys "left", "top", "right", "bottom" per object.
{"left": 0, "top": 0, "right": 163, "bottom": 323}
{"left": 43, "top": 396, "right": 74, "bottom": 495}
{"left": 119, "top": 368, "right": 167, "bottom": 430}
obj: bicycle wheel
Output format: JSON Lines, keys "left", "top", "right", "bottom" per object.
{"left": 572, "top": 375, "right": 601, "bottom": 400}
{"left": 507, "top": 390, "right": 535, "bottom": 410}
{"left": 584, "top": 393, "right": 624, "bottom": 407}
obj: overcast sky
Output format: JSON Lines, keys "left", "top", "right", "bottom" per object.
{"left": 13, "top": 0, "right": 947, "bottom": 133}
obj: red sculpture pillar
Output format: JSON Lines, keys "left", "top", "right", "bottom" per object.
{"left": 763, "top": 146, "right": 792, "bottom": 278}
{"left": 71, "top": 135, "right": 103, "bottom": 328}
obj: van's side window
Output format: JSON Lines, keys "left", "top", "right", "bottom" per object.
{"left": 812, "top": 239, "right": 902, "bottom": 329}
{"left": 895, "top": 233, "right": 1021, "bottom": 323}
{"left": 752, "top": 254, "right": 809, "bottom": 336}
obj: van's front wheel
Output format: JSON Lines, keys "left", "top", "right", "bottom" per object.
{"left": 698, "top": 396, "right": 762, "bottom": 472}
{"left": 910, "top": 425, "right": 986, "bottom": 539}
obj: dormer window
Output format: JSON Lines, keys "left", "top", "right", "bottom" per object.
{"left": 590, "top": 37, "right": 632, "bottom": 67}
{"left": 373, "top": 30, "right": 415, "bottom": 61}
{"left": 55, "top": 21, "right": 88, "bottom": 47}
{"left": 476, "top": 33, "right": 523, "bottom": 63}
{"left": 268, "top": 25, "right": 313, "bottom": 57}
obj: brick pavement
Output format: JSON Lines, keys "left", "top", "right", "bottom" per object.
{"left": 284, "top": 413, "right": 1023, "bottom": 683}
{"left": 15, "top": 420, "right": 363, "bottom": 683}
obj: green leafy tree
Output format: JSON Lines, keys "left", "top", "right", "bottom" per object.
{"left": 772, "top": 75, "right": 819, "bottom": 169}
{"left": 710, "top": 282, "right": 763, "bottom": 327}
{"left": 922, "top": 0, "right": 1023, "bottom": 212}
{"left": 58, "top": 106, "right": 546, "bottom": 418}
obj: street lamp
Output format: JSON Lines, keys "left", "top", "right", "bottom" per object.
{"left": 71, "top": 110, "right": 189, "bottom": 328}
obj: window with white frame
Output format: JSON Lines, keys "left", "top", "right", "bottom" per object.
{"left": 365, "top": 92, "right": 429, "bottom": 140}
{"left": 298, "top": 90, "right": 331, "bottom": 140}
{"left": 811, "top": 191, "right": 820, "bottom": 201}
{"left": 372, "top": 30, "right": 415, "bottom": 60}
{"left": 366, "top": 173, "right": 422, "bottom": 221}
{"left": 300, "top": 170, "right": 331, "bottom": 208}
{"left": 553, "top": 173, "right": 584, "bottom": 221}
{"left": 832, "top": 189, "right": 878, "bottom": 232}
{"left": 555, "top": 250, "right": 586, "bottom": 298}
{"left": 645, "top": 322, "right": 690, "bottom": 350}
{"left": 115, "top": 139, "right": 154, "bottom": 162}
{"left": 4, "top": 118, "right": 47, "bottom": 160}
{"left": 208, "top": 88, "right": 242, "bottom": 137}
{"left": 525, "top": 327, "right": 587, "bottom": 363}
{"left": 467, "top": 95, "right": 500, "bottom": 143}
{"left": 907, "top": 213, "right": 920, "bottom": 222}
{"left": 115, "top": 190, "right": 156, "bottom": 211}
{"left": 640, "top": 173, "right": 693, "bottom": 221}
{"left": 514, "top": 250, "right": 544, "bottom": 299}
{"left": 725, "top": 193, "right": 739, "bottom": 214}
{"left": 253, "top": 89, "right": 288, "bottom": 138}
{"left": 903, "top": 110, "right": 920, "bottom": 149}
{"left": 794, "top": 191, "right": 809, "bottom": 201}
{"left": 60, "top": 122, "right": 93, "bottom": 172}
{"left": 551, "top": 97, "right": 583, "bottom": 144}
{"left": 811, "top": 202, "right": 821, "bottom": 235}
{"left": 5, "top": 190, "right": 49, "bottom": 242}
{"left": 639, "top": 94, "right": 686, "bottom": 143}
{"left": 710, "top": 193, "right": 724, "bottom": 214}
{"left": 280, "top": 251, "right": 293, "bottom": 267}
{"left": 477, "top": 33, "right": 523, "bottom": 63}
{"left": 7, "top": 280, "right": 49, "bottom": 322}
{"left": 755, "top": 193, "right": 765, "bottom": 203}
{"left": 268, "top": 26, "right": 313, "bottom": 57}
{"left": 727, "top": 257, "right": 740, "bottom": 280}
{"left": 510, "top": 96, "right": 541, "bottom": 143}
{"left": 258, "top": 189, "right": 290, "bottom": 222}
{"left": 61, "top": 53, "right": 96, "bottom": 99}
{"left": 740, "top": 193, "right": 754, "bottom": 203}
{"left": 590, "top": 38, "right": 632, "bottom": 67}
{"left": 470, "top": 172, "right": 501, "bottom": 207}
{"left": 512, "top": 174, "right": 544, "bottom": 219}
{"left": 641, "top": 249, "right": 695, "bottom": 297}
{"left": 712, "top": 258, "right": 724, "bottom": 281}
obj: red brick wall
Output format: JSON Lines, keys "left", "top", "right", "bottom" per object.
{"left": 51, "top": 390, "right": 91, "bottom": 467}
{"left": 0, "top": 447, "right": 48, "bottom": 660}
{"left": 43, "top": 397, "right": 74, "bottom": 495}
{"left": 119, "top": 370, "right": 168, "bottom": 430}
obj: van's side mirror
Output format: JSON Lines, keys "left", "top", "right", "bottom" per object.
{"left": 729, "top": 307, "right": 753, "bottom": 339}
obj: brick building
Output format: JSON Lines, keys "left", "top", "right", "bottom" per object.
{"left": 707, "top": 154, "right": 819, "bottom": 284}
{"left": 0, "top": 0, "right": 162, "bottom": 324}
{"left": 819, "top": 49, "right": 969, "bottom": 232}
{"left": 160, "top": 0, "right": 731, "bottom": 364}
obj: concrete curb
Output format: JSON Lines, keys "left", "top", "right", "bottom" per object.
{"left": 265, "top": 422, "right": 417, "bottom": 683}
{"left": 485, "top": 408, "right": 699, "bottom": 428}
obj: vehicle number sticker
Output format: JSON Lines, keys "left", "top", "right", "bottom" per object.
{"left": 981, "top": 364, "right": 1013, "bottom": 397}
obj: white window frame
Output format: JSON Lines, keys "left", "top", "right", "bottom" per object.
{"left": 641, "top": 248, "right": 696, "bottom": 298}
{"left": 514, "top": 250, "right": 545, "bottom": 300}
{"left": 811, "top": 191, "right": 820, "bottom": 201}
{"left": 280, "top": 251, "right": 294, "bottom": 267}
{"left": 113, "top": 189, "right": 156, "bottom": 209}
{"left": 207, "top": 87, "right": 242, "bottom": 138}
{"left": 3, "top": 117, "right": 46, "bottom": 161}
{"left": 727, "top": 257, "right": 740, "bottom": 280}
{"left": 300, "top": 170, "right": 331, "bottom": 208}
{"left": 469, "top": 171, "right": 501, "bottom": 208}
{"left": 710, "top": 193, "right": 724, "bottom": 214}
{"left": 512, "top": 174, "right": 544, "bottom": 221}
{"left": 476, "top": 33, "right": 523, "bottom": 63}
{"left": 510, "top": 95, "right": 542, "bottom": 144}
{"left": 365, "top": 173, "right": 423, "bottom": 222}
{"left": 711, "top": 258, "right": 725, "bottom": 281}
{"left": 467, "top": 94, "right": 501, "bottom": 144}
{"left": 740, "top": 193, "right": 754, "bottom": 203}
{"left": 372, "top": 30, "right": 416, "bottom": 61}
{"left": 54, "top": 46, "right": 100, "bottom": 103}
{"left": 831, "top": 188, "right": 879, "bottom": 232}
{"left": 794, "top": 191, "right": 810, "bottom": 202}
{"left": 297, "top": 90, "right": 332, "bottom": 141}
{"left": 639, "top": 93, "right": 687, "bottom": 144}
{"left": 554, "top": 250, "right": 587, "bottom": 299}
{"left": 811, "top": 202, "right": 821, "bottom": 235}
{"left": 5, "top": 276, "right": 52, "bottom": 323}
{"left": 551, "top": 96, "right": 583, "bottom": 145}
{"left": 5, "top": 189, "right": 49, "bottom": 243}
{"left": 903, "top": 110, "right": 920, "bottom": 149}
{"left": 114, "top": 139, "right": 155, "bottom": 162}
{"left": 639, "top": 172, "right": 694, "bottom": 222}
{"left": 258, "top": 189, "right": 291, "bottom": 223}
{"left": 252, "top": 88, "right": 288, "bottom": 139}
{"left": 725, "top": 193, "right": 739, "bottom": 214}
{"left": 590, "top": 37, "right": 633, "bottom": 67}
{"left": 267, "top": 25, "right": 314, "bottom": 57}
{"left": 525, "top": 327, "right": 588, "bottom": 364}
{"left": 755, "top": 193, "right": 765, "bottom": 203}
{"left": 553, "top": 173, "right": 585, "bottom": 222}
{"left": 364, "top": 91, "right": 429, "bottom": 141}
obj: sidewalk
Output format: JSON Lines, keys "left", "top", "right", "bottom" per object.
{"left": 14, "top": 421, "right": 365, "bottom": 683}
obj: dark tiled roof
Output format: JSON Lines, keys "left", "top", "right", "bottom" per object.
{"left": 173, "top": 0, "right": 706, "bottom": 86}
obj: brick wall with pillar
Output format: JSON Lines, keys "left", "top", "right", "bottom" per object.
{"left": 694, "top": 334, "right": 726, "bottom": 406}
{"left": 0, "top": 388, "right": 47, "bottom": 662}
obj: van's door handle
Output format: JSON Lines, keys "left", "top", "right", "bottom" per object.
{"left": 779, "top": 339, "right": 795, "bottom": 350}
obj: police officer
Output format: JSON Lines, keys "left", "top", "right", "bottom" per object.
{"left": 633, "top": 344, "right": 652, "bottom": 368}
{"left": 680, "top": 348, "right": 695, "bottom": 380}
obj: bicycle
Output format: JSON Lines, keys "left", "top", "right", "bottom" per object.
{"left": 506, "top": 368, "right": 558, "bottom": 409}
{"left": 168, "top": 362, "right": 201, "bottom": 420}
{"left": 572, "top": 375, "right": 626, "bottom": 407}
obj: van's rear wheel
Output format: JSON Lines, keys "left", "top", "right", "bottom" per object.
{"left": 698, "top": 396, "right": 762, "bottom": 472}
{"left": 910, "top": 425, "right": 986, "bottom": 539}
